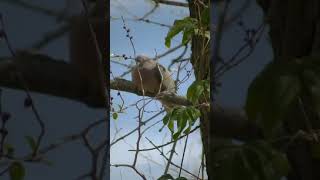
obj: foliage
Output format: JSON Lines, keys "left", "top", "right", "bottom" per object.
{"left": 165, "top": 6, "right": 210, "bottom": 48}
{"left": 165, "top": 17, "right": 198, "bottom": 48}
{"left": 187, "top": 79, "right": 210, "bottom": 105}
{"left": 245, "top": 56, "right": 320, "bottom": 137}
{"left": 161, "top": 106, "right": 200, "bottom": 141}
{"left": 112, "top": 112, "right": 118, "bottom": 120}
{"left": 158, "top": 174, "right": 188, "bottom": 180}
{"left": 9, "top": 161, "right": 25, "bottom": 180}
{"left": 160, "top": 79, "right": 209, "bottom": 140}
{"left": 213, "top": 140, "right": 290, "bottom": 180}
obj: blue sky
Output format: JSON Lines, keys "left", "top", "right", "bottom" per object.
{"left": 110, "top": 0, "right": 273, "bottom": 179}
{"left": 0, "top": 0, "right": 105, "bottom": 179}
{"left": 110, "top": 0, "right": 205, "bottom": 179}
{"left": 0, "top": 0, "right": 273, "bottom": 179}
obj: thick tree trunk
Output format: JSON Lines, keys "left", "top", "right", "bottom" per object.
{"left": 256, "top": 1, "right": 320, "bottom": 180}
{"left": 188, "top": 0, "right": 212, "bottom": 179}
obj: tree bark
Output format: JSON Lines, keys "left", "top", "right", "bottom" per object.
{"left": 188, "top": 0, "right": 212, "bottom": 178}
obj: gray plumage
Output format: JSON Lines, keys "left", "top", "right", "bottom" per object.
{"left": 132, "top": 55, "right": 176, "bottom": 111}
{"left": 132, "top": 55, "right": 175, "bottom": 94}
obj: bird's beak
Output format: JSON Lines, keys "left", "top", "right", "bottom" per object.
{"left": 135, "top": 57, "right": 141, "bottom": 64}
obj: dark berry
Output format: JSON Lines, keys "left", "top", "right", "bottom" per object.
{"left": 24, "top": 97, "right": 32, "bottom": 108}
{"left": 0, "top": 128, "right": 8, "bottom": 136}
{"left": 1, "top": 112, "right": 11, "bottom": 122}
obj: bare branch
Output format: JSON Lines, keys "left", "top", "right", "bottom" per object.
{"left": 1, "top": 0, "right": 61, "bottom": 17}
{"left": 0, "top": 51, "right": 105, "bottom": 107}
{"left": 111, "top": 78, "right": 192, "bottom": 106}
{"left": 154, "top": 0, "right": 189, "bottom": 7}
{"left": 0, "top": 52, "right": 261, "bottom": 140}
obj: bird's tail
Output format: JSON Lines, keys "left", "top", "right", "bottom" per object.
{"left": 159, "top": 99, "right": 176, "bottom": 112}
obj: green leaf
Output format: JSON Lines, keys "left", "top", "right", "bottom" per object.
{"left": 24, "top": 136, "right": 36, "bottom": 152}
{"left": 183, "top": 126, "right": 191, "bottom": 134}
{"left": 9, "top": 161, "right": 25, "bottom": 180}
{"left": 265, "top": 75, "right": 300, "bottom": 136}
{"left": 248, "top": 141, "right": 290, "bottom": 178}
{"left": 160, "top": 111, "right": 173, "bottom": 132}
{"left": 165, "top": 17, "right": 197, "bottom": 48}
{"left": 274, "top": 76, "right": 300, "bottom": 109}
{"left": 165, "top": 20, "right": 184, "bottom": 48}
{"left": 175, "top": 177, "right": 188, "bottom": 180}
{"left": 164, "top": 7, "right": 208, "bottom": 48}
{"left": 162, "top": 106, "right": 200, "bottom": 139}
{"left": 181, "top": 27, "right": 193, "bottom": 45}
{"left": 213, "top": 144, "right": 256, "bottom": 180}
{"left": 213, "top": 141, "right": 289, "bottom": 180}
{"left": 168, "top": 119, "right": 174, "bottom": 134}
{"left": 232, "top": 150, "right": 253, "bottom": 180}
{"left": 158, "top": 174, "right": 174, "bottom": 180}
{"left": 112, "top": 112, "right": 118, "bottom": 120}
{"left": 172, "top": 132, "right": 180, "bottom": 141}
{"left": 187, "top": 80, "right": 205, "bottom": 104}
{"left": 200, "top": 7, "right": 210, "bottom": 28}
{"left": 163, "top": 113, "right": 170, "bottom": 126}
{"left": 203, "top": 79, "right": 210, "bottom": 93}
{"left": 245, "top": 61, "right": 301, "bottom": 137}
{"left": 302, "top": 69, "right": 320, "bottom": 115}
{"left": 186, "top": 107, "right": 200, "bottom": 122}
{"left": 161, "top": 109, "right": 174, "bottom": 133}
{"left": 177, "top": 113, "right": 187, "bottom": 133}
{"left": 246, "top": 56, "right": 320, "bottom": 137}
{"left": 243, "top": 147, "right": 268, "bottom": 180}
{"left": 271, "top": 151, "right": 290, "bottom": 177}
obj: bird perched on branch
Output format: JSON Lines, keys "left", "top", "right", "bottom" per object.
{"left": 131, "top": 55, "right": 176, "bottom": 111}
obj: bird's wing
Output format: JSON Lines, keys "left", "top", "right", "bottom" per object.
{"left": 152, "top": 63, "right": 176, "bottom": 93}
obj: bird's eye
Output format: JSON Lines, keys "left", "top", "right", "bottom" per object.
{"left": 135, "top": 58, "right": 141, "bottom": 63}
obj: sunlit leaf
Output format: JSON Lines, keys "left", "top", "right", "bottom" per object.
{"left": 165, "top": 17, "right": 197, "bottom": 48}
{"left": 187, "top": 80, "right": 206, "bottom": 104}
{"left": 112, "top": 112, "right": 118, "bottom": 120}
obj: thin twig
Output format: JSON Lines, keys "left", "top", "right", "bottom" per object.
{"left": 178, "top": 134, "right": 189, "bottom": 177}
{"left": 128, "top": 125, "right": 200, "bottom": 152}
{"left": 154, "top": 0, "right": 189, "bottom": 7}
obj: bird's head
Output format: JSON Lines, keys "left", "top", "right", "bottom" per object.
{"left": 135, "top": 55, "right": 152, "bottom": 64}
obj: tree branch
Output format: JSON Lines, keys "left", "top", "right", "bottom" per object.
{"left": 110, "top": 78, "right": 192, "bottom": 106}
{"left": 0, "top": 51, "right": 260, "bottom": 140}
{"left": 153, "top": 0, "right": 189, "bottom": 7}
{"left": 211, "top": 106, "right": 261, "bottom": 140}
{"left": 0, "top": 51, "right": 103, "bottom": 107}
